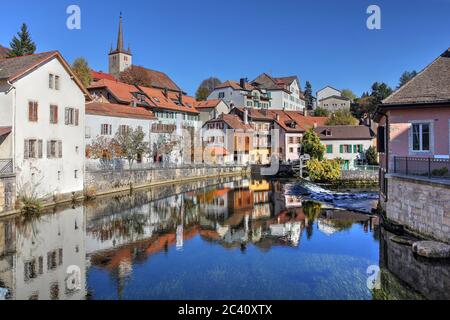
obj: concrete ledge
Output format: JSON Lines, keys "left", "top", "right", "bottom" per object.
{"left": 386, "top": 173, "right": 450, "bottom": 189}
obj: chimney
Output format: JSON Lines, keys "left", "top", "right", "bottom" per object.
{"left": 313, "top": 122, "right": 318, "bottom": 129}
{"left": 240, "top": 78, "right": 247, "bottom": 89}
{"left": 304, "top": 108, "right": 308, "bottom": 117}
{"left": 163, "top": 87, "right": 168, "bottom": 98}
{"left": 244, "top": 108, "right": 249, "bottom": 125}
{"left": 178, "top": 90, "right": 183, "bottom": 105}
{"left": 276, "top": 114, "right": 280, "bottom": 121}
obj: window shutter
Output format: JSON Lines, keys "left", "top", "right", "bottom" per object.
{"left": 38, "top": 140, "right": 43, "bottom": 158}
{"left": 353, "top": 145, "right": 357, "bottom": 153}
{"left": 34, "top": 102, "right": 38, "bottom": 122}
{"left": 340, "top": 145, "right": 343, "bottom": 153}
{"left": 28, "top": 102, "right": 33, "bottom": 121}
{"left": 75, "top": 109, "right": 79, "bottom": 126}
{"left": 47, "top": 141, "right": 51, "bottom": 158}
{"left": 24, "top": 140, "right": 29, "bottom": 159}
{"left": 65, "top": 108, "right": 69, "bottom": 125}
{"left": 58, "top": 141, "right": 62, "bottom": 158}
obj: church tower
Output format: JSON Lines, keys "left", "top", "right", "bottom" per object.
{"left": 109, "top": 14, "right": 132, "bottom": 78}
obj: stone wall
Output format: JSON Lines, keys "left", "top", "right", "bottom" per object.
{"left": 85, "top": 165, "right": 248, "bottom": 195}
{"left": 340, "top": 170, "right": 378, "bottom": 183}
{"left": 385, "top": 174, "right": 450, "bottom": 243}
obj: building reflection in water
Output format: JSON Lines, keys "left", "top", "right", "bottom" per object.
{"left": 0, "top": 205, "right": 86, "bottom": 300}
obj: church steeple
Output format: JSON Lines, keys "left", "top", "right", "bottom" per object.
{"left": 109, "top": 13, "right": 132, "bottom": 77}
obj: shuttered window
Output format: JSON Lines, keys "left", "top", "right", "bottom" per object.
{"left": 377, "top": 126, "right": 386, "bottom": 153}
{"left": 65, "top": 108, "right": 79, "bottom": 126}
{"left": 24, "top": 139, "right": 43, "bottom": 159}
{"left": 326, "top": 145, "right": 333, "bottom": 154}
{"left": 47, "top": 140, "right": 62, "bottom": 158}
{"left": 28, "top": 101, "right": 38, "bottom": 122}
{"left": 50, "top": 105, "right": 58, "bottom": 124}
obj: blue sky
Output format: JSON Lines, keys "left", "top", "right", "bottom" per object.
{"left": 1, "top": 0, "right": 449, "bottom": 96}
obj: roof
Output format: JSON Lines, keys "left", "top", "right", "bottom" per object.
{"left": 132, "top": 65, "right": 181, "bottom": 92}
{"left": 252, "top": 73, "right": 299, "bottom": 92}
{"left": 215, "top": 80, "right": 257, "bottom": 91}
{"left": 88, "top": 78, "right": 144, "bottom": 104}
{"left": 0, "top": 51, "right": 91, "bottom": 99}
{"left": 204, "top": 113, "right": 253, "bottom": 130}
{"left": 314, "top": 125, "right": 374, "bottom": 140}
{"left": 138, "top": 86, "right": 199, "bottom": 114}
{"left": 0, "top": 45, "right": 9, "bottom": 59}
{"left": 0, "top": 126, "right": 12, "bottom": 136}
{"left": 195, "top": 99, "right": 223, "bottom": 109}
{"left": 233, "top": 107, "right": 274, "bottom": 121}
{"left": 91, "top": 70, "right": 116, "bottom": 81}
{"left": 285, "top": 112, "right": 328, "bottom": 131}
{"left": 317, "top": 85, "right": 342, "bottom": 94}
{"left": 382, "top": 48, "right": 450, "bottom": 105}
{"left": 319, "top": 95, "right": 350, "bottom": 102}
{"left": 86, "top": 102, "right": 156, "bottom": 120}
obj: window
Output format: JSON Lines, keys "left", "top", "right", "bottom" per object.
{"left": 288, "top": 137, "right": 294, "bottom": 144}
{"left": 85, "top": 126, "right": 91, "bottom": 138}
{"left": 353, "top": 144, "right": 364, "bottom": 153}
{"left": 74, "top": 170, "right": 78, "bottom": 179}
{"left": 65, "top": 108, "right": 79, "bottom": 125}
{"left": 55, "top": 75, "right": 60, "bottom": 90}
{"left": 49, "top": 74, "right": 54, "bottom": 89}
{"left": 218, "top": 92, "right": 225, "bottom": 99}
{"left": 412, "top": 123, "right": 430, "bottom": 152}
{"left": 24, "top": 259, "right": 37, "bottom": 281}
{"left": 101, "top": 124, "right": 112, "bottom": 135}
{"left": 118, "top": 125, "right": 130, "bottom": 135}
{"left": 326, "top": 145, "right": 333, "bottom": 154}
{"left": 289, "top": 147, "right": 294, "bottom": 153}
{"left": 50, "top": 105, "right": 58, "bottom": 124}
{"left": 47, "top": 140, "right": 62, "bottom": 158}
{"left": 28, "top": 101, "right": 38, "bottom": 122}
{"left": 24, "top": 139, "right": 43, "bottom": 159}
{"left": 377, "top": 126, "right": 386, "bottom": 153}
{"left": 340, "top": 144, "right": 352, "bottom": 153}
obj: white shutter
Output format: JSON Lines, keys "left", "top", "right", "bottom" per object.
{"left": 24, "top": 140, "right": 29, "bottom": 159}
{"left": 38, "top": 140, "right": 43, "bottom": 158}
{"left": 47, "top": 141, "right": 51, "bottom": 158}
{"left": 58, "top": 141, "right": 62, "bottom": 158}
{"left": 65, "top": 108, "right": 69, "bottom": 125}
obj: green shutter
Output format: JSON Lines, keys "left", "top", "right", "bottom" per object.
{"left": 340, "top": 145, "right": 343, "bottom": 153}
{"left": 353, "top": 145, "right": 357, "bottom": 153}
{"left": 327, "top": 145, "right": 333, "bottom": 153}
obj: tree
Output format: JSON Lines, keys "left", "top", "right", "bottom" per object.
{"left": 365, "top": 146, "right": 379, "bottom": 165}
{"left": 119, "top": 65, "right": 152, "bottom": 87}
{"left": 314, "top": 107, "right": 329, "bottom": 117}
{"left": 371, "top": 82, "right": 393, "bottom": 105}
{"left": 115, "top": 127, "right": 148, "bottom": 169}
{"left": 341, "top": 89, "right": 357, "bottom": 102}
{"left": 195, "top": 77, "right": 221, "bottom": 101}
{"left": 304, "top": 81, "right": 313, "bottom": 108}
{"left": 306, "top": 159, "right": 341, "bottom": 182}
{"left": 351, "top": 95, "right": 374, "bottom": 119}
{"left": 302, "top": 129, "right": 325, "bottom": 160}
{"left": 326, "top": 109, "right": 359, "bottom": 126}
{"left": 8, "top": 23, "right": 36, "bottom": 57}
{"left": 398, "top": 70, "right": 417, "bottom": 89}
{"left": 72, "top": 57, "right": 92, "bottom": 88}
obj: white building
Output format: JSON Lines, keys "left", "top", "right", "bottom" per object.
{"left": 85, "top": 102, "right": 157, "bottom": 168}
{"left": 207, "top": 78, "right": 271, "bottom": 109}
{"left": 252, "top": 73, "right": 306, "bottom": 112}
{"left": 316, "top": 86, "right": 342, "bottom": 102}
{"left": 316, "top": 86, "right": 350, "bottom": 112}
{"left": 315, "top": 125, "right": 375, "bottom": 170}
{"left": 0, "top": 51, "right": 90, "bottom": 198}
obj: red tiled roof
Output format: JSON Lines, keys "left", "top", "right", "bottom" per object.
{"left": 205, "top": 113, "right": 253, "bottom": 130}
{"left": 86, "top": 102, "right": 156, "bottom": 120}
{"left": 215, "top": 80, "right": 257, "bottom": 91}
{"left": 0, "top": 126, "right": 12, "bottom": 136}
{"left": 195, "top": 99, "right": 222, "bottom": 109}
{"left": 285, "top": 111, "right": 328, "bottom": 131}
{"left": 91, "top": 70, "right": 116, "bottom": 81}
{"left": 132, "top": 65, "right": 181, "bottom": 92}
{"left": 88, "top": 78, "right": 143, "bottom": 104}
{"left": 138, "top": 86, "right": 199, "bottom": 114}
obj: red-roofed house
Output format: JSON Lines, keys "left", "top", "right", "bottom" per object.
{"left": 195, "top": 99, "right": 229, "bottom": 123}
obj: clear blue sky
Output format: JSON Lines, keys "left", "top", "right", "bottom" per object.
{"left": 1, "top": 0, "right": 449, "bottom": 96}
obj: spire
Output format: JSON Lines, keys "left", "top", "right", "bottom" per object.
{"left": 116, "top": 12, "right": 124, "bottom": 52}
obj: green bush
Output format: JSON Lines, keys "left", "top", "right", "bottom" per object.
{"left": 307, "top": 158, "right": 341, "bottom": 182}
{"left": 432, "top": 167, "right": 449, "bottom": 176}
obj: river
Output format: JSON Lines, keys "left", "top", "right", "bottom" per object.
{"left": 0, "top": 176, "right": 448, "bottom": 300}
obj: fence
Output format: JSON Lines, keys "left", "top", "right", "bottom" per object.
{"left": 0, "top": 159, "right": 13, "bottom": 176}
{"left": 393, "top": 156, "right": 450, "bottom": 179}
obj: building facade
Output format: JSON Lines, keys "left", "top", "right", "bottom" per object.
{"left": 0, "top": 51, "right": 89, "bottom": 198}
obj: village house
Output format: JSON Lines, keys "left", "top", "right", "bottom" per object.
{"left": 375, "top": 47, "right": 450, "bottom": 244}
{"left": 314, "top": 125, "right": 375, "bottom": 170}
{"left": 0, "top": 51, "right": 90, "bottom": 203}
{"left": 316, "top": 85, "right": 351, "bottom": 112}
{"left": 251, "top": 73, "right": 306, "bottom": 112}
{"left": 195, "top": 99, "right": 230, "bottom": 123}
{"left": 207, "top": 78, "right": 271, "bottom": 110}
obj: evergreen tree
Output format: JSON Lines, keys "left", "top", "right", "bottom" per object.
{"left": 72, "top": 57, "right": 92, "bottom": 88}
{"left": 365, "top": 146, "right": 379, "bottom": 165}
{"left": 397, "top": 70, "right": 417, "bottom": 89}
{"left": 304, "top": 81, "right": 313, "bottom": 108}
{"left": 8, "top": 23, "right": 36, "bottom": 57}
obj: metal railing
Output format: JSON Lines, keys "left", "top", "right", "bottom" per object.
{"left": 0, "top": 159, "right": 13, "bottom": 176}
{"left": 394, "top": 156, "right": 450, "bottom": 179}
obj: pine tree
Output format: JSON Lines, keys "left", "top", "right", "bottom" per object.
{"left": 8, "top": 23, "right": 36, "bottom": 57}
{"left": 304, "top": 81, "right": 313, "bottom": 108}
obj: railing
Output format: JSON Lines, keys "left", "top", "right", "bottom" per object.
{"left": 0, "top": 159, "right": 13, "bottom": 176}
{"left": 352, "top": 165, "right": 379, "bottom": 172}
{"left": 394, "top": 156, "right": 450, "bottom": 179}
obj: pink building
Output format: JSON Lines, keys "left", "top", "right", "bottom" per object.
{"left": 375, "top": 47, "right": 450, "bottom": 243}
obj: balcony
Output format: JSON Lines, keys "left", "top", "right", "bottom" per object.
{"left": 393, "top": 156, "right": 450, "bottom": 179}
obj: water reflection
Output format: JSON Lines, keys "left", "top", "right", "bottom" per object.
{"left": 0, "top": 177, "right": 447, "bottom": 300}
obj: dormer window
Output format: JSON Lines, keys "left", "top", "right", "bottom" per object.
{"left": 325, "top": 129, "right": 332, "bottom": 136}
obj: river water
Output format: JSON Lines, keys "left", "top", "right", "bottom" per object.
{"left": 0, "top": 177, "right": 448, "bottom": 300}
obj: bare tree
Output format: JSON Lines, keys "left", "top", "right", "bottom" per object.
{"left": 115, "top": 127, "right": 148, "bottom": 169}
